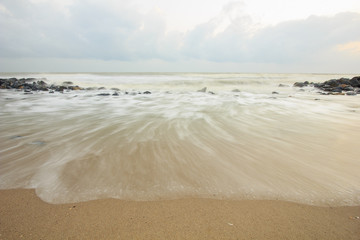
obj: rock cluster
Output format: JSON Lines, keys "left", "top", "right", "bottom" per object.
{"left": 294, "top": 76, "right": 360, "bottom": 95}
{"left": 0, "top": 77, "right": 156, "bottom": 96}
{"left": 0, "top": 78, "right": 83, "bottom": 93}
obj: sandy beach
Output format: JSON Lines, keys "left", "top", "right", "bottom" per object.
{"left": 0, "top": 189, "right": 359, "bottom": 239}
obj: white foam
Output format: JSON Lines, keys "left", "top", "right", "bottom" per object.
{"left": 0, "top": 73, "right": 359, "bottom": 205}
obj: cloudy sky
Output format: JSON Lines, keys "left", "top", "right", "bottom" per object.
{"left": 0, "top": 0, "right": 360, "bottom": 73}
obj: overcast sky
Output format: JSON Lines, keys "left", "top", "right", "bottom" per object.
{"left": 0, "top": 0, "right": 360, "bottom": 73}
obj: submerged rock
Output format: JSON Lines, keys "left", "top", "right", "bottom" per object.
{"left": 68, "top": 86, "right": 82, "bottom": 90}
{"left": 331, "top": 88, "right": 342, "bottom": 93}
{"left": 197, "top": 87, "right": 207, "bottom": 93}
{"left": 62, "top": 81, "right": 74, "bottom": 85}
{"left": 52, "top": 86, "right": 67, "bottom": 92}
{"left": 293, "top": 82, "right": 308, "bottom": 87}
{"left": 346, "top": 91, "right": 357, "bottom": 96}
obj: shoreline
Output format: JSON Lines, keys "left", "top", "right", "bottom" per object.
{"left": 1, "top": 75, "right": 360, "bottom": 95}
{"left": 0, "top": 189, "right": 359, "bottom": 239}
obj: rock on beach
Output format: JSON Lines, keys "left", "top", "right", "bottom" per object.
{"left": 0, "top": 78, "right": 84, "bottom": 93}
{"left": 293, "top": 76, "right": 360, "bottom": 95}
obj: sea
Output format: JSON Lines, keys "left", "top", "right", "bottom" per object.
{"left": 0, "top": 72, "right": 359, "bottom": 206}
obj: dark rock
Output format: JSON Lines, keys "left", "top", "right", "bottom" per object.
{"left": 68, "top": 86, "right": 82, "bottom": 90}
{"left": 62, "top": 81, "right": 73, "bottom": 85}
{"left": 97, "top": 93, "right": 110, "bottom": 96}
{"left": 331, "top": 88, "right": 342, "bottom": 93}
{"left": 338, "top": 78, "right": 351, "bottom": 85}
{"left": 293, "top": 82, "right": 306, "bottom": 87}
{"left": 272, "top": 91, "right": 279, "bottom": 94}
{"left": 111, "top": 88, "right": 120, "bottom": 91}
{"left": 143, "top": 91, "right": 151, "bottom": 94}
{"left": 232, "top": 89, "right": 241, "bottom": 92}
{"left": 208, "top": 91, "right": 215, "bottom": 95}
{"left": 278, "top": 84, "right": 290, "bottom": 87}
{"left": 197, "top": 87, "right": 207, "bottom": 92}
{"left": 98, "top": 87, "right": 106, "bottom": 90}
{"left": 112, "top": 92, "right": 119, "bottom": 96}
{"left": 312, "top": 76, "right": 360, "bottom": 96}
{"left": 56, "top": 86, "right": 67, "bottom": 92}
{"left": 349, "top": 77, "right": 360, "bottom": 87}
{"left": 338, "top": 84, "right": 353, "bottom": 91}
{"left": 323, "top": 79, "right": 339, "bottom": 87}
{"left": 37, "top": 80, "right": 47, "bottom": 86}
{"left": 322, "top": 84, "right": 333, "bottom": 90}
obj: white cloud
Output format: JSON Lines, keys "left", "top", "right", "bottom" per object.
{"left": 0, "top": 0, "right": 359, "bottom": 72}
{"left": 337, "top": 41, "right": 360, "bottom": 56}
{"left": 0, "top": 3, "right": 12, "bottom": 16}
{"left": 181, "top": 12, "right": 360, "bottom": 65}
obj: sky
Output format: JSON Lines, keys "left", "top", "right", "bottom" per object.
{"left": 0, "top": 0, "right": 360, "bottom": 73}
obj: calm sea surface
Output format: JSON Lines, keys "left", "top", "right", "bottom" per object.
{"left": 0, "top": 73, "right": 359, "bottom": 205}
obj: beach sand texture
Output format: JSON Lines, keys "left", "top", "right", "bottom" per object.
{"left": 0, "top": 189, "right": 359, "bottom": 239}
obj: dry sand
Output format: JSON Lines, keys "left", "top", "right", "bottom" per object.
{"left": 0, "top": 189, "right": 359, "bottom": 239}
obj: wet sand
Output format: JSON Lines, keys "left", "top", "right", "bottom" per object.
{"left": 0, "top": 189, "right": 359, "bottom": 239}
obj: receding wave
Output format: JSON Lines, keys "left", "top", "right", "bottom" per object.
{"left": 1, "top": 86, "right": 359, "bottom": 206}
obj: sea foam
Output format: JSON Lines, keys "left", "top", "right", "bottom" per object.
{"left": 0, "top": 73, "right": 359, "bottom": 205}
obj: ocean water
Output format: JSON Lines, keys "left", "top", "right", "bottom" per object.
{"left": 0, "top": 72, "right": 359, "bottom": 206}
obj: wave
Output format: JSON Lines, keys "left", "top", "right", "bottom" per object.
{"left": 1, "top": 87, "right": 359, "bottom": 206}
